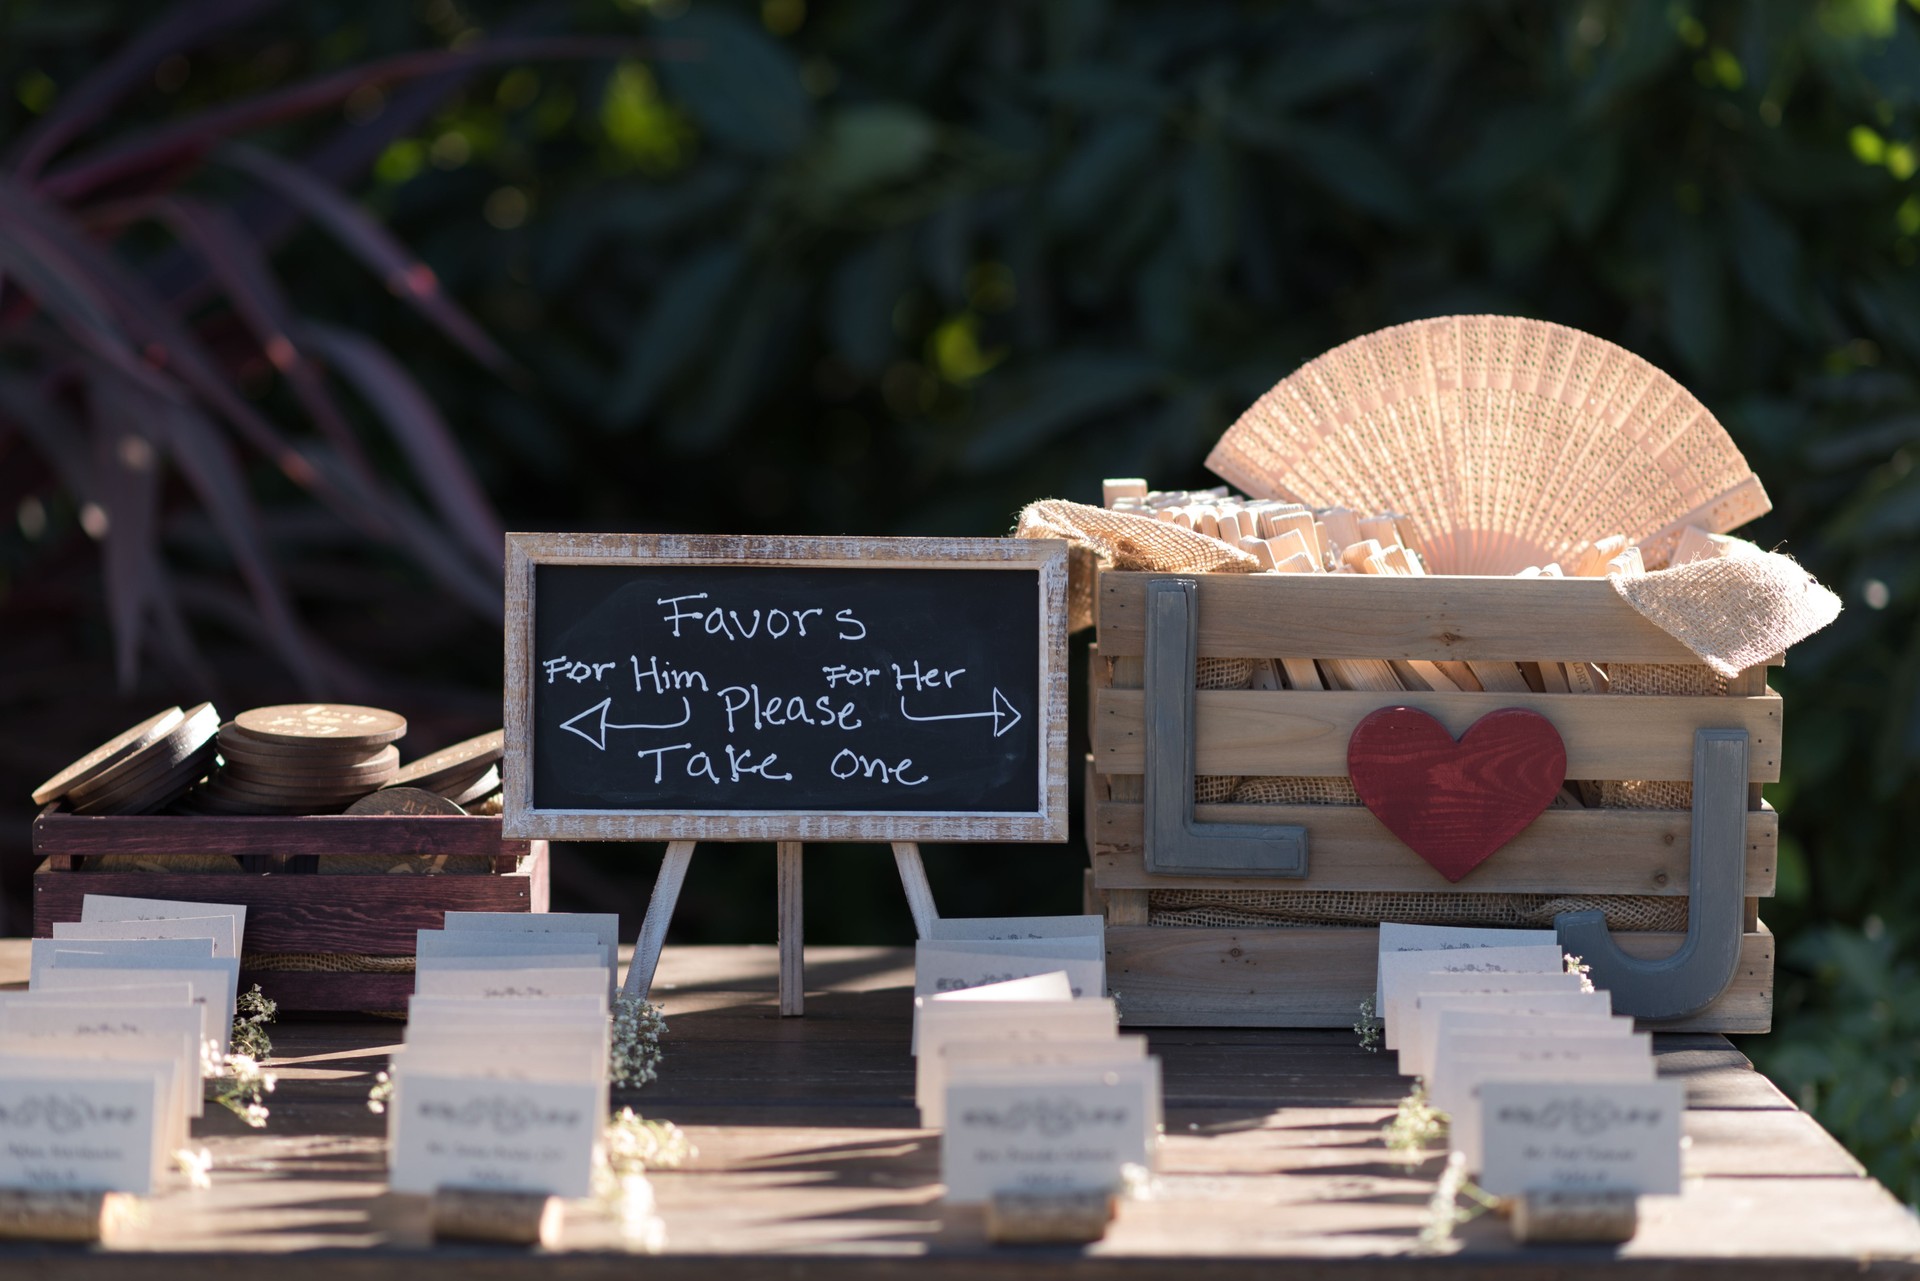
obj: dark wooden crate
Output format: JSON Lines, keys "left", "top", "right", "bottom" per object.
{"left": 32, "top": 808, "right": 549, "bottom": 1013}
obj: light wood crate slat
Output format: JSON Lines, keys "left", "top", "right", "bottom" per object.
{"left": 1094, "top": 688, "right": 1782, "bottom": 782}
{"left": 1098, "top": 571, "right": 1726, "bottom": 662}
{"left": 1089, "top": 800, "right": 1778, "bottom": 896}
{"left": 1106, "top": 924, "right": 1774, "bottom": 1033}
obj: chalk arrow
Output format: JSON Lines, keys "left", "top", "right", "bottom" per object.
{"left": 898, "top": 687, "right": 1023, "bottom": 739}
{"left": 559, "top": 696, "right": 693, "bottom": 751}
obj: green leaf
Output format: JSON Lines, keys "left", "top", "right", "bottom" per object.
{"left": 1033, "top": 65, "right": 1172, "bottom": 114}
{"left": 1178, "top": 137, "right": 1238, "bottom": 274}
{"left": 1731, "top": 196, "right": 1808, "bottom": 333}
{"left": 962, "top": 351, "right": 1162, "bottom": 470}
{"left": 1440, "top": 107, "right": 1566, "bottom": 201}
{"left": 1254, "top": 23, "right": 1424, "bottom": 108}
{"left": 1664, "top": 218, "right": 1726, "bottom": 378}
{"left": 1231, "top": 117, "right": 1417, "bottom": 223}
{"left": 828, "top": 232, "right": 913, "bottom": 375}
{"left": 1048, "top": 116, "right": 1160, "bottom": 230}
{"left": 806, "top": 104, "right": 937, "bottom": 204}
{"left": 665, "top": 266, "right": 806, "bottom": 453}
{"left": 604, "top": 245, "right": 746, "bottom": 431}
{"left": 654, "top": 9, "right": 812, "bottom": 158}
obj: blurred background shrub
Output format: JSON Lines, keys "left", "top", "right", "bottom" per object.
{"left": 1, "top": 0, "right": 1916, "bottom": 1201}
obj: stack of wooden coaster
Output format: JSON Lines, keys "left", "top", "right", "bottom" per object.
{"left": 380, "top": 730, "right": 504, "bottom": 811}
{"left": 31, "top": 704, "right": 220, "bottom": 816}
{"left": 184, "top": 704, "right": 406, "bottom": 815}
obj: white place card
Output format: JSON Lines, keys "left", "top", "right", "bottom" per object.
{"left": 1475, "top": 1078, "right": 1682, "bottom": 1192}
{"left": 412, "top": 966, "right": 611, "bottom": 1003}
{"left": 1400, "top": 982, "right": 1604, "bottom": 1077}
{"left": 0, "top": 999, "right": 205, "bottom": 1121}
{"left": 1375, "top": 923, "right": 1559, "bottom": 1008}
{"left": 55, "top": 915, "right": 239, "bottom": 959}
{"left": 441, "top": 912, "right": 619, "bottom": 995}
{"left": 923, "top": 1035, "right": 1151, "bottom": 1128}
{"left": 415, "top": 930, "right": 605, "bottom": 964}
{"left": 406, "top": 994, "right": 609, "bottom": 1028}
{"left": 928, "top": 915, "right": 1105, "bottom": 941}
{"left": 388, "top": 1072, "right": 601, "bottom": 1197}
{"left": 915, "top": 998, "right": 1119, "bottom": 1113}
{"left": 1428, "top": 1032, "right": 1652, "bottom": 1116}
{"left": 910, "top": 970, "right": 1074, "bottom": 1055}
{"left": 1466, "top": 1075, "right": 1681, "bottom": 1183}
{"left": 1379, "top": 944, "right": 1566, "bottom": 1046}
{"left": 82, "top": 895, "right": 248, "bottom": 955}
{"left": 0, "top": 1058, "right": 171, "bottom": 1193}
{"left": 942, "top": 1067, "right": 1156, "bottom": 1203}
{"left": 34, "top": 961, "right": 241, "bottom": 1056}
{"left": 912, "top": 939, "right": 1104, "bottom": 1046}
{"left": 29, "top": 936, "right": 215, "bottom": 987}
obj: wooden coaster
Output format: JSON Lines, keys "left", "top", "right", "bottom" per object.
{"left": 345, "top": 787, "right": 466, "bottom": 816}
{"left": 442, "top": 765, "right": 501, "bottom": 807}
{"left": 64, "top": 703, "right": 218, "bottom": 806}
{"left": 386, "top": 730, "right": 505, "bottom": 793}
{"left": 233, "top": 704, "right": 407, "bottom": 747}
{"left": 72, "top": 744, "right": 218, "bottom": 816}
{"left": 31, "top": 706, "right": 184, "bottom": 806}
{"left": 216, "top": 725, "right": 398, "bottom": 765}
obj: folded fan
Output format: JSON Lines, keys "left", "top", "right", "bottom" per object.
{"left": 1205, "top": 315, "right": 1770, "bottom": 575}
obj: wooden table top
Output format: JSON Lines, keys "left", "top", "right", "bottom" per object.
{"left": 2, "top": 939, "right": 1916, "bottom": 1278}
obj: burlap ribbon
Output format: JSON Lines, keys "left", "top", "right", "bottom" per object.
{"left": 1610, "top": 544, "right": 1841, "bottom": 677}
{"left": 1016, "top": 499, "right": 1258, "bottom": 631}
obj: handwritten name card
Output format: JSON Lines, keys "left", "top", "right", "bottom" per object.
{"left": 1477, "top": 1080, "right": 1684, "bottom": 1196}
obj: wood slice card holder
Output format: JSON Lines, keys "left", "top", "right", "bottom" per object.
{"left": 504, "top": 534, "right": 1069, "bottom": 1016}
{"left": 32, "top": 810, "right": 546, "bottom": 1012}
{"left": 1086, "top": 570, "right": 1781, "bottom": 1031}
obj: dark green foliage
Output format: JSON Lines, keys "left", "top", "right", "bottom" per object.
{"left": 2, "top": 0, "right": 1918, "bottom": 1198}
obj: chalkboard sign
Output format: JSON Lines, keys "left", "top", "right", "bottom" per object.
{"left": 503, "top": 534, "right": 1068, "bottom": 842}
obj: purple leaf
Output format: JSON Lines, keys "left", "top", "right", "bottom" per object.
{"left": 150, "top": 397, "right": 329, "bottom": 693}
{"left": 37, "top": 38, "right": 642, "bottom": 204}
{"left": 89, "top": 377, "right": 164, "bottom": 689}
{"left": 156, "top": 195, "right": 378, "bottom": 483}
{"left": 305, "top": 322, "right": 503, "bottom": 576}
{"left": 8, "top": 0, "right": 285, "bottom": 179}
{"left": 218, "top": 143, "right": 514, "bottom": 375}
{"left": 0, "top": 372, "right": 93, "bottom": 499}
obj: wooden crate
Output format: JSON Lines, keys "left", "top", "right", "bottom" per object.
{"left": 31, "top": 808, "right": 548, "bottom": 1013}
{"left": 1087, "top": 570, "right": 1779, "bottom": 1033}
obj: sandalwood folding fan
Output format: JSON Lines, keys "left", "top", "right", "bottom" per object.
{"left": 1205, "top": 315, "right": 1770, "bottom": 574}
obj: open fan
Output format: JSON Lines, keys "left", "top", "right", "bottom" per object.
{"left": 1205, "top": 315, "right": 1770, "bottom": 574}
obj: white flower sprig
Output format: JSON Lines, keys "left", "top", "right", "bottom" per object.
{"left": 1418, "top": 1150, "right": 1502, "bottom": 1248}
{"left": 593, "top": 1108, "right": 693, "bottom": 1250}
{"left": 366, "top": 1070, "right": 394, "bottom": 1114}
{"left": 611, "top": 996, "right": 667, "bottom": 1089}
{"left": 1354, "top": 993, "right": 1383, "bottom": 1052}
{"left": 231, "top": 984, "right": 277, "bottom": 1061}
{"left": 174, "top": 1146, "right": 214, "bottom": 1190}
{"left": 1382, "top": 1081, "right": 1447, "bottom": 1155}
{"left": 203, "top": 1040, "right": 276, "bottom": 1128}
{"left": 1564, "top": 952, "right": 1595, "bottom": 992}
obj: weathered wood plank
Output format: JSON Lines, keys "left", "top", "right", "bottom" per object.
{"left": 1094, "top": 688, "right": 1783, "bottom": 782}
{"left": 1105, "top": 925, "right": 1774, "bottom": 1033}
{"left": 1099, "top": 571, "right": 1714, "bottom": 662}
{"left": 1091, "top": 800, "right": 1778, "bottom": 896}
{"left": 32, "top": 810, "right": 529, "bottom": 859}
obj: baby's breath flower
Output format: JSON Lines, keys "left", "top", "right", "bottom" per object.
{"left": 367, "top": 1070, "right": 394, "bottom": 1115}
{"left": 205, "top": 1049, "right": 276, "bottom": 1128}
{"left": 1383, "top": 1081, "right": 1447, "bottom": 1155}
{"left": 610, "top": 996, "right": 667, "bottom": 1089}
{"left": 592, "top": 1109, "right": 691, "bottom": 1250}
{"left": 1354, "top": 993, "right": 1383, "bottom": 1052}
{"left": 231, "top": 984, "right": 277, "bottom": 1060}
{"left": 174, "top": 1146, "right": 213, "bottom": 1190}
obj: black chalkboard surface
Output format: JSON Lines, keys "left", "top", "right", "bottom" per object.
{"left": 503, "top": 534, "right": 1068, "bottom": 842}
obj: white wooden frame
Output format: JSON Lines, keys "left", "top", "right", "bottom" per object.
{"left": 503, "top": 533, "right": 1070, "bottom": 844}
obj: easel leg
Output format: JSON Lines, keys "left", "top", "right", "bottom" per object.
{"left": 777, "top": 841, "right": 804, "bottom": 1017}
{"left": 622, "top": 841, "right": 695, "bottom": 1001}
{"left": 891, "top": 842, "right": 939, "bottom": 939}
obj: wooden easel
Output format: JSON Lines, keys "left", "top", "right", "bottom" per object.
{"left": 620, "top": 841, "right": 939, "bottom": 1016}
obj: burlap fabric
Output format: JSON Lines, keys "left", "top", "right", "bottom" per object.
{"left": 1148, "top": 890, "right": 1687, "bottom": 932}
{"left": 1611, "top": 545, "right": 1840, "bottom": 678}
{"left": 1015, "top": 498, "right": 1257, "bottom": 631}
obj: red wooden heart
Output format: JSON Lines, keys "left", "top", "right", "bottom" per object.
{"left": 1346, "top": 706, "right": 1567, "bottom": 883}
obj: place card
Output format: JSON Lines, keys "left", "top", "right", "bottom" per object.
{"left": 1448, "top": 1054, "right": 1656, "bottom": 1171}
{"left": 910, "top": 968, "right": 1076, "bottom": 1055}
{"left": 412, "top": 965, "right": 611, "bottom": 1003}
{"left": 414, "top": 930, "right": 605, "bottom": 967}
{"left": 1378, "top": 943, "right": 1566, "bottom": 1046}
{"left": 1399, "top": 979, "right": 1601, "bottom": 1077}
{"left": 406, "top": 994, "right": 609, "bottom": 1028}
{"left": 927, "top": 915, "right": 1105, "bottom": 941}
{"left": 1428, "top": 1031, "right": 1653, "bottom": 1116}
{"left": 388, "top": 1072, "right": 601, "bottom": 1197}
{"left": 942, "top": 1067, "right": 1156, "bottom": 1203}
{"left": 54, "top": 914, "right": 239, "bottom": 959}
{"left": 912, "top": 938, "right": 1104, "bottom": 1046}
{"left": 923, "top": 1035, "right": 1151, "bottom": 1128}
{"left": 34, "top": 961, "right": 241, "bottom": 1056}
{"left": 0, "top": 998, "right": 205, "bottom": 1123}
{"left": 1375, "top": 923, "right": 1558, "bottom": 1008}
{"left": 1475, "top": 1079, "right": 1682, "bottom": 1192}
{"left": 82, "top": 894, "right": 248, "bottom": 955}
{"left": 0, "top": 1059, "right": 169, "bottom": 1195}
{"left": 441, "top": 912, "right": 619, "bottom": 997}
{"left": 29, "top": 936, "right": 215, "bottom": 987}
{"left": 915, "top": 995, "right": 1118, "bottom": 1114}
